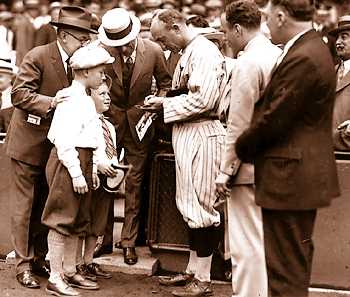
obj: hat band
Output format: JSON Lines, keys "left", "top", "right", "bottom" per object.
{"left": 104, "top": 21, "right": 132, "bottom": 41}
{"left": 58, "top": 16, "right": 90, "bottom": 29}
{"left": 338, "top": 20, "right": 350, "bottom": 27}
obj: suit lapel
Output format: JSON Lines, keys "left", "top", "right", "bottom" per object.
{"left": 110, "top": 47, "right": 123, "bottom": 85}
{"left": 130, "top": 38, "right": 145, "bottom": 89}
{"left": 50, "top": 42, "right": 69, "bottom": 88}
{"left": 336, "top": 71, "right": 350, "bottom": 92}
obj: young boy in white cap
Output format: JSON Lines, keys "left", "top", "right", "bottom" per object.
{"left": 41, "top": 43, "right": 114, "bottom": 296}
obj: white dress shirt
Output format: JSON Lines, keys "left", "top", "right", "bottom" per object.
{"left": 48, "top": 80, "right": 101, "bottom": 178}
{"left": 122, "top": 38, "right": 137, "bottom": 64}
{"left": 57, "top": 40, "right": 69, "bottom": 73}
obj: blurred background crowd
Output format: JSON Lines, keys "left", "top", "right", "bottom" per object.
{"left": 1, "top": 0, "right": 350, "bottom": 67}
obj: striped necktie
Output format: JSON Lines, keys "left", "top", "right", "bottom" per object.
{"left": 337, "top": 60, "right": 345, "bottom": 85}
{"left": 100, "top": 116, "right": 117, "bottom": 159}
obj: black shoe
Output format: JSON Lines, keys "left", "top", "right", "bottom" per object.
{"left": 32, "top": 259, "right": 50, "bottom": 278}
{"left": 46, "top": 278, "right": 80, "bottom": 296}
{"left": 123, "top": 247, "right": 138, "bottom": 265}
{"left": 76, "top": 264, "right": 97, "bottom": 282}
{"left": 16, "top": 270, "right": 40, "bottom": 288}
{"left": 87, "top": 263, "right": 112, "bottom": 279}
{"left": 93, "top": 243, "right": 113, "bottom": 258}
{"left": 64, "top": 273, "right": 99, "bottom": 290}
{"left": 159, "top": 272, "right": 194, "bottom": 286}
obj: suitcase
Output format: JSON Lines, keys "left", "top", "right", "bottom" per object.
{"left": 147, "top": 153, "right": 231, "bottom": 281}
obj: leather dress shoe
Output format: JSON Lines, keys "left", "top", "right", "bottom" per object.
{"left": 65, "top": 273, "right": 99, "bottom": 290}
{"left": 16, "top": 270, "right": 40, "bottom": 288}
{"left": 32, "top": 259, "right": 50, "bottom": 278}
{"left": 93, "top": 243, "right": 113, "bottom": 258}
{"left": 159, "top": 272, "right": 194, "bottom": 286}
{"left": 87, "top": 262, "right": 112, "bottom": 279}
{"left": 46, "top": 279, "right": 81, "bottom": 296}
{"left": 172, "top": 278, "right": 213, "bottom": 297}
{"left": 123, "top": 247, "right": 138, "bottom": 265}
{"left": 76, "top": 264, "right": 97, "bottom": 282}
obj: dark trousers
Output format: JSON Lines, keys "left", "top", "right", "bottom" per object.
{"left": 10, "top": 158, "right": 48, "bottom": 274}
{"left": 262, "top": 208, "right": 317, "bottom": 297}
{"left": 188, "top": 225, "right": 222, "bottom": 257}
{"left": 102, "top": 198, "right": 114, "bottom": 247}
{"left": 121, "top": 128, "right": 149, "bottom": 247}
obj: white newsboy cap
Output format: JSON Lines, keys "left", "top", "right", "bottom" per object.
{"left": 70, "top": 43, "right": 115, "bottom": 70}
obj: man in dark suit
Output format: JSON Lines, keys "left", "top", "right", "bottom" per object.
{"left": 98, "top": 8, "right": 171, "bottom": 265}
{"left": 235, "top": 1, "right": 340, "bottom": 296}
{"left": 6, "top": 6, "right": 96, "bottom": 289}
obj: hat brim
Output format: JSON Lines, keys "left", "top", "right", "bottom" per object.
{"left": 50, "top": 21, "right": 98, "bottom": 34}
{"left": 329, "top": 24, "right": 350, "bottom": 36}
{"left": 98, "top": 15, "right": 141, "bottom": 47}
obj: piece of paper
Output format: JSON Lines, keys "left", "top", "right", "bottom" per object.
{"left": 135, "top": 112, "right": 156, "bottom": 141}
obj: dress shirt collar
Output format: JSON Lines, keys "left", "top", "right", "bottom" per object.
{"left": 343, "top": 59, "right": 350, "bottom": 76}
{"left": 282, "top": 29, "right": 310, "bottom": 56}
{"left": 57, "top": 40, "right": 69, "bottom": 71}
{"left": 123, "top": 38, "right": 137, "bottom": 64}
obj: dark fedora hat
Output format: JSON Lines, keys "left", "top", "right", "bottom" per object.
{"left": 50, "top": 6, "right": 98, "bottom": 34}
{"left": 329, "top": 15, "right": 350, "bottom": 36}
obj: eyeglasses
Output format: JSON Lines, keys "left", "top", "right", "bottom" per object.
{"left": 64, "top": 30, "right": 90, "bottom": 45}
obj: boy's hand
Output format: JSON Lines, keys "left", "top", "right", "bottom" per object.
{"left": 98, "top": 163, "right": 119, "bottom": 177}
{"left": 92, "top": 173, "right": 100, "bottom": 190}
{"left": 72, "top": 175, "right": 88, "bottom": 194}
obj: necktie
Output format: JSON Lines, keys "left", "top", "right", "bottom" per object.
{"left": 66, "top": 57, "right": 73, "bottom": 84}
{"left": 337, "top": 60, "right": 345, "bottom": 85}
{"left": 100, "top": 116, "right": 117, "bottom": 159}
{"left": 123, "top": 57, "right": 133, "bottom": 81}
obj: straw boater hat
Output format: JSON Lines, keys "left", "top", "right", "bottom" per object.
{"left": 330, "top": 15, "right": 350, "bottom": 36}
{"left": 50, "top": 6, "right": 97, "bottom": 34}
{"left": 0, "top": 59, "right": 14, "bottom": 76}
{"left": 69, "top": 43, "right": 115, "bottom": 70}
{"left": 98, "top": 8, "right": 141, "bottom": 47}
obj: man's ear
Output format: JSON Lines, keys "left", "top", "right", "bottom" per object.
{"left": 277, "top": 9, "right": 287, "bottom": 27}
{"left": 234, "top": 23, "right": 242, "bottom": 36}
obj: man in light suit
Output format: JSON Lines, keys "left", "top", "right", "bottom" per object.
{"left": 330, "top": 15, "right": 350, "bottom": 151}
{"left": 215, "top": 1, "right": 281, "bottom": 296}
{"left": 6, "top": 6, "right": 95, "bottom": 289}
{"left": 235, "top": 1, "right": 340, "bottom": 296}
{"left": 98, "top": 8, "right": 171, "bottom": 265}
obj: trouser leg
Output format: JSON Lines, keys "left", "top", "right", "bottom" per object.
{"left": 10, "top": 159, "right": 48, "bottom": 274}
{"left": 227, "top": 185, "right": 267, "bottom": 297}
{"left": 262, "top": 208, "right": 317, "bottom": 297}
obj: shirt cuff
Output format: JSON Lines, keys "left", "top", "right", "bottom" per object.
{"left": 67, "top": 165, "right": 83, "bottom": 179}
{"left": 216, "top": 172, "right": 231, "bottom": 184}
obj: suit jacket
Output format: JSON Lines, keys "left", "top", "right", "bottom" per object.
{"left": 220, "top": 35, "right": 281, "bottom": 185}
{"left": 333, "top": 65, "right": 350, "bottom": 151}
{"left": 104, "top": 38, "right": 172, "bottom": 145}
{"left": 236, "top": 30, "right": 340, "bottom": 210}
{"left": 6, "top": 41, "right": 70, "bottom": 166}
{"left": 34, "top": 23, "right": 57, "bottom": 47}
